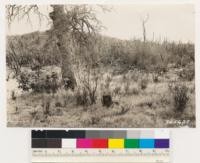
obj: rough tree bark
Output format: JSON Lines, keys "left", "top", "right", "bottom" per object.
{"left": 49, "top": 5, "right": 77, "bottom": 90}
{"left": 6, "top": 5, "right": 104, "bottom": 90}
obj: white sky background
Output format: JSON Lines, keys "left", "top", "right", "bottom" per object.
{"left": 7, "top": 4, "right": 195, "bottom": 43}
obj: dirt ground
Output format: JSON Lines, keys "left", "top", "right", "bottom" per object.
{"left": 7, "top": 67, "right": 195, "bottom": 128}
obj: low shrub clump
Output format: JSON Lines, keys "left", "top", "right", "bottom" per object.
{"left": 113, "top": 86, "right": 121, "bottom": 95}
{"left": 152, "top": 73, "right": 159, "bottom": 83}
{"left": 169, "top": 83, "right": 189, "bottom": 112}
{"left": 17, "top": 71, "right": 60, "bottom": 94}
{"left": 75, "top": 87, "right": 89, "bottom": 106}
{"left": 178, "top": 63, "right": 194, "bottom": 81}
{"left": 139, "top": 78, "right": 148, "bottom": 90}
{"left": 18, "top": 71, "right": 31, "bottom": 91}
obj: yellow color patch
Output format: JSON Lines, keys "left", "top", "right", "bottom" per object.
{"left": 108, "top": 139, "right": 124, "bottom": 148}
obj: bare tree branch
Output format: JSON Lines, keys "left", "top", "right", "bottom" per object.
{"left": 6, "top": 5, "right": 50, "bottom": 27}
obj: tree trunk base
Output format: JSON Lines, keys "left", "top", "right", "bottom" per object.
{"left": 101, "top": 94, "right": 113, "bottom": 107}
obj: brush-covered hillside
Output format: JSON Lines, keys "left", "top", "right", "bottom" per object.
{"left": 7, "top": 30, "right": 195, "bottom": 128}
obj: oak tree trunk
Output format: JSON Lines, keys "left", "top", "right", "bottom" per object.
{"left": 49, "top": 5, "right": 77, "bottom": 90}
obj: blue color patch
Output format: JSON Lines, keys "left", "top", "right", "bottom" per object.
{"left": 139, "top": 139, "right": 155, "bottom": 148}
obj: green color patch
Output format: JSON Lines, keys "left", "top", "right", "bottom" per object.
{"left": 124, "top": 139, "right": 139, "bottom": 148}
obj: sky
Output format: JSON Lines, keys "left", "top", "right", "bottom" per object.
{"left": 7, "top": 4, "right": 195, "bottom": 43}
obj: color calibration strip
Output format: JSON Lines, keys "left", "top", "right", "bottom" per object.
{"left": 32, "top": 130, "right": 169, "bottom": 149}
{"left": 32, "top": 130, "right": 170, "bottom": 163}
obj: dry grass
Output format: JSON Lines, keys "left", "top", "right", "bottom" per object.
{"left": 7, "top": 66, "right": 195, "bottom": 128}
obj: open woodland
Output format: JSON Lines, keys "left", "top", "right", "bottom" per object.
{"left": 6, "top": 5, "right": 195, "bottom": 127}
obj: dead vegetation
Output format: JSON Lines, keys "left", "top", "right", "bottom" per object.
{"left": 7, "top": 64, "right": 195, "bottom": 128}
{"left": 6, "top": 5, "right": 195, "bottom": 128}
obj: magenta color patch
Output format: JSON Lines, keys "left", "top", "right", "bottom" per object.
{"left": 77, "top": 139, "right": 93, "bottom": 148}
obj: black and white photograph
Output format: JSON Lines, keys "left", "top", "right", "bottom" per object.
{"left": 6, "top": 4, "right": 195, "bottom": 128}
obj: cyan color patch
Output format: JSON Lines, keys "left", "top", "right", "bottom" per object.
{"left": 139, "top": 139, "right": 155, "bottom": 148}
